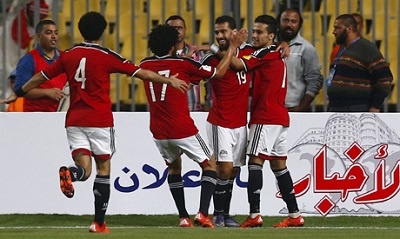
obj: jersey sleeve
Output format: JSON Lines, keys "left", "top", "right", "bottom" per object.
{"left": 107, "top": 51, "right": 141, "bottom": 77}
{"left": 185, "top": 58, "right": 216, "bottom": 83}
{"left": 240, "top": 47, "right": 279, "bottom": 72}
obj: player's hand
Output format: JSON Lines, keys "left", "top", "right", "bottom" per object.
{"left": 46, "top": 88, "right": 66, "bottom": 101}
{"left": 277, "top": 41, "right": 290, "bottom": 58}
{"left": 0, "top": 93, "right": 18, "bottom": 104}
{"left": 230, "top": 28, "right": 248, "bottom": 48}
{"left": 169, "top": 73, "right": 188, "bottom": 93}
{"left": 185, "top": 45, "right": 210, "bottom": 57}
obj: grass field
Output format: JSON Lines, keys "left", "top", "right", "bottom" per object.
{"left": 1, "top": 214, "right": 400, "bottom": 239}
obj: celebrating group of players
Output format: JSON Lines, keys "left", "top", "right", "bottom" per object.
{"left": 2, "top": 10, "right": 304, "bottom": 232}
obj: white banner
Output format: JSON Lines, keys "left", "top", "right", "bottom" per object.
{"left": 0, "top": 112, "right": 399, "bottom": 216}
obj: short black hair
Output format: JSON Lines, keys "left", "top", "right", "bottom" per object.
{"left": 277, "top": 8, "right": 304, "bottom": 28}
{"left": 78, "top": 11, "right": 107, "bottom": 41}
{"left": 147, "top": 25, "right": 179, "bottom": 56}
{"left": 35, "top": 19, "right": 56, "bottom": 34}
{"left": 165, "top": 15, "right": 186, "bottom": 26}
{"left": 336, "top": 14, "right": 358, "bottom": 32}
{"left": 215, "top": 15, "right": 237, "bottom": 30}
{"left": 254, "top": 15, "right": 278, "bottom": 35}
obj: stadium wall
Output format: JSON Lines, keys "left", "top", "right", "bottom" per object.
{"left": 0, "top": 112, "right": 399, "bottom": 216}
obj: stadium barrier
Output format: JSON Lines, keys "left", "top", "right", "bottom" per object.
{"left": 0, "top": 112, "right": 399, "bottom": 216}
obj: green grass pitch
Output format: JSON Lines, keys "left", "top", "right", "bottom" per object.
{"left": 1, "top": 214, "right": 400, "bottom": 239}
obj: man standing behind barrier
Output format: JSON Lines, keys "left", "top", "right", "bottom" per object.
{"left": 14, "top": 19, "right": 67, "bottom": 112}
{"left": 201, "top": 15, "right": 253, "bottom": 228}
{"left": 328, "top": 14, "right": 393, "bottom": 112}
{"left": 330, "top": 13, "right": 364, "bottom": 66}
{"left": 166, "top": 15, "right": 212, "bottom": 111}
{"left": 277, "top": 8, "right": 323, "bottom": 112}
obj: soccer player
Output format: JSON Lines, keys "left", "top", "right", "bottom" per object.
{"left": 228, "top": 15, "right": 304, "bottom": 228}
{"left": 200, "top": 15, "right": 253, "bottom": 228}
{"left": 1, "top": 12, "right": 188, "bottom": 233}
{"left": 140, "top": 24, "right": 246, "bottom": 228}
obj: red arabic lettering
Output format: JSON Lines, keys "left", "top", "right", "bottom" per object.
{"left": 276, "top": 174, "right": 311, "bottom": 198}
{"left": 354, "top": 160, "right": 400, "bottom": 204}
{"left": 314, "top": 145, "right": 368, "bottom": 201}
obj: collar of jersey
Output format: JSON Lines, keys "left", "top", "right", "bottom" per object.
{"left": 155, "top": 55, "right": 171, "bottom": 59}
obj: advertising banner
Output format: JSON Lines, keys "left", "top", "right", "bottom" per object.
{"left": 0, "top": 112, "right": 399, "bottom": 216}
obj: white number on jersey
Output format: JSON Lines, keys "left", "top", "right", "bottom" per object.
{"left": 236, "top": 71, "right": 247, "bottom": 85}
{"left": 149, "top": 70, "right": 169, "bottom": 102}
{"left": 74, "top": 57, "right": 87, "bottom": 89}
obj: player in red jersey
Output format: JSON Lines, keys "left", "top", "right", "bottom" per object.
{"left": 228, "top": 15, "right": 304, "bottom": 228}
{"left": 200, "top": 15, "right": 253, "bottom": 228}
{"left": 141, "top": 24, "right": 246, "bottom": 228}
{"left": 2, "top": 12, "right": 187, "bottom": 233}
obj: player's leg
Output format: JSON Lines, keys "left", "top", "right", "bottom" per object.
{"left": 154, "top": 138, "right": 192, "bottom": 227}
{"left": 87, "top": 127, "right": 115, "bottom": 233}
{"left": 179, "top": 133, "right": 216, "bottom": 227}
{"left": 195, "top": 154, "right": 217, "bottom": 227}
{"left": 90, "top": 157, "right": 111, "bottom": 232}
{"left": 60, "top": 127, "right": 93, "bottom": 198}
{"left": 207, "top": 123, "right": 234, "bottom": 227}
{"left": 268, "top": 127, "right": 304, "bottom": 228}
{"left": 223, "top": 166, "right": 240, "bottom": 227}
{"left": 167, "top": 156, "right": 193, "bottom": 227}
{"left": 213, "top": 161, "right": 232, "bottom": 227}
{"left": 240, "top": 124, "right": 265, "bottom": 228}
{"left": 223, "top": 126, "right": 247, "bottom": 227}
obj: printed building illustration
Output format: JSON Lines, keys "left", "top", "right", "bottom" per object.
{"left": 294, "top": 113, "right": 400, "bottom": 156}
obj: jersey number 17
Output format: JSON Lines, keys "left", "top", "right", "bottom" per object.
{"left": 149, "top": 70, "right": 169, "bottom": 102}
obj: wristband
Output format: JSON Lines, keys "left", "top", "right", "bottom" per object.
{"left": 210, "top": 44, "right": 220, "bottom": 54}
{"left": 15, "top": 87, "right": 26, "bottom": 97}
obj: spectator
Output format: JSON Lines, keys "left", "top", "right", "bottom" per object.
{"left": 327, "top": 14, "right": 393, "bottom": 112}
{"left": 165, "top": 15, "right": 212, "bottom": 111}
{"left": 330, "top": 13, "right": 364, "bottom": 66}
{"left": 277, "top": 8, "right": 323, "bottom": 112}
{"left": 14, "top": 19, "right": 68, "bottom": 112}
{"left": 6, "top": 70, "right": 24, "bottom": 112}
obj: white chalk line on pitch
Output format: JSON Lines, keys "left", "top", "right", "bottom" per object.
{"left": 1, "top": 226, "right": 400, "bottom": 230}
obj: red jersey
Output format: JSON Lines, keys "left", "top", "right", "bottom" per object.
{"left": 140, "top": 55, "right": 216, "bottom": 139}
{"left": 201, "top": 43, "right": 253, "bottom": 128}
{"left": 240, "top": 45, "right": 289, "bottom": 126}
{"left": 42, "top": 42, "right": 140, "bottom": 127}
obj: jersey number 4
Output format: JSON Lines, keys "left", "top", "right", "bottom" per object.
{"left": 149, "top": 70, "right": 169, "bottom": 102}
{"left": 75, "top": 57, "right": 87, "bottom": 89}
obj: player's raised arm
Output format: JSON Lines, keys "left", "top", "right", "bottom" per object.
{"left": 213, "top": 28, "right": 248, "bottom": 79}
{"left": 135, "top": 69, "right": 188, "bottom": 93}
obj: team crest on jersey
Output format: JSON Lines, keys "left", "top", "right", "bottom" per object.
{"left": 219, "top": 149, "right": 228, "bottom": 158}
{"left": 243, "top": 55, "right": 252, "bottom": 60}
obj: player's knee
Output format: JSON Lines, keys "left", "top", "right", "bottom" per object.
{"left": 217, "top": 162, "right": 233, "bottom": 179}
